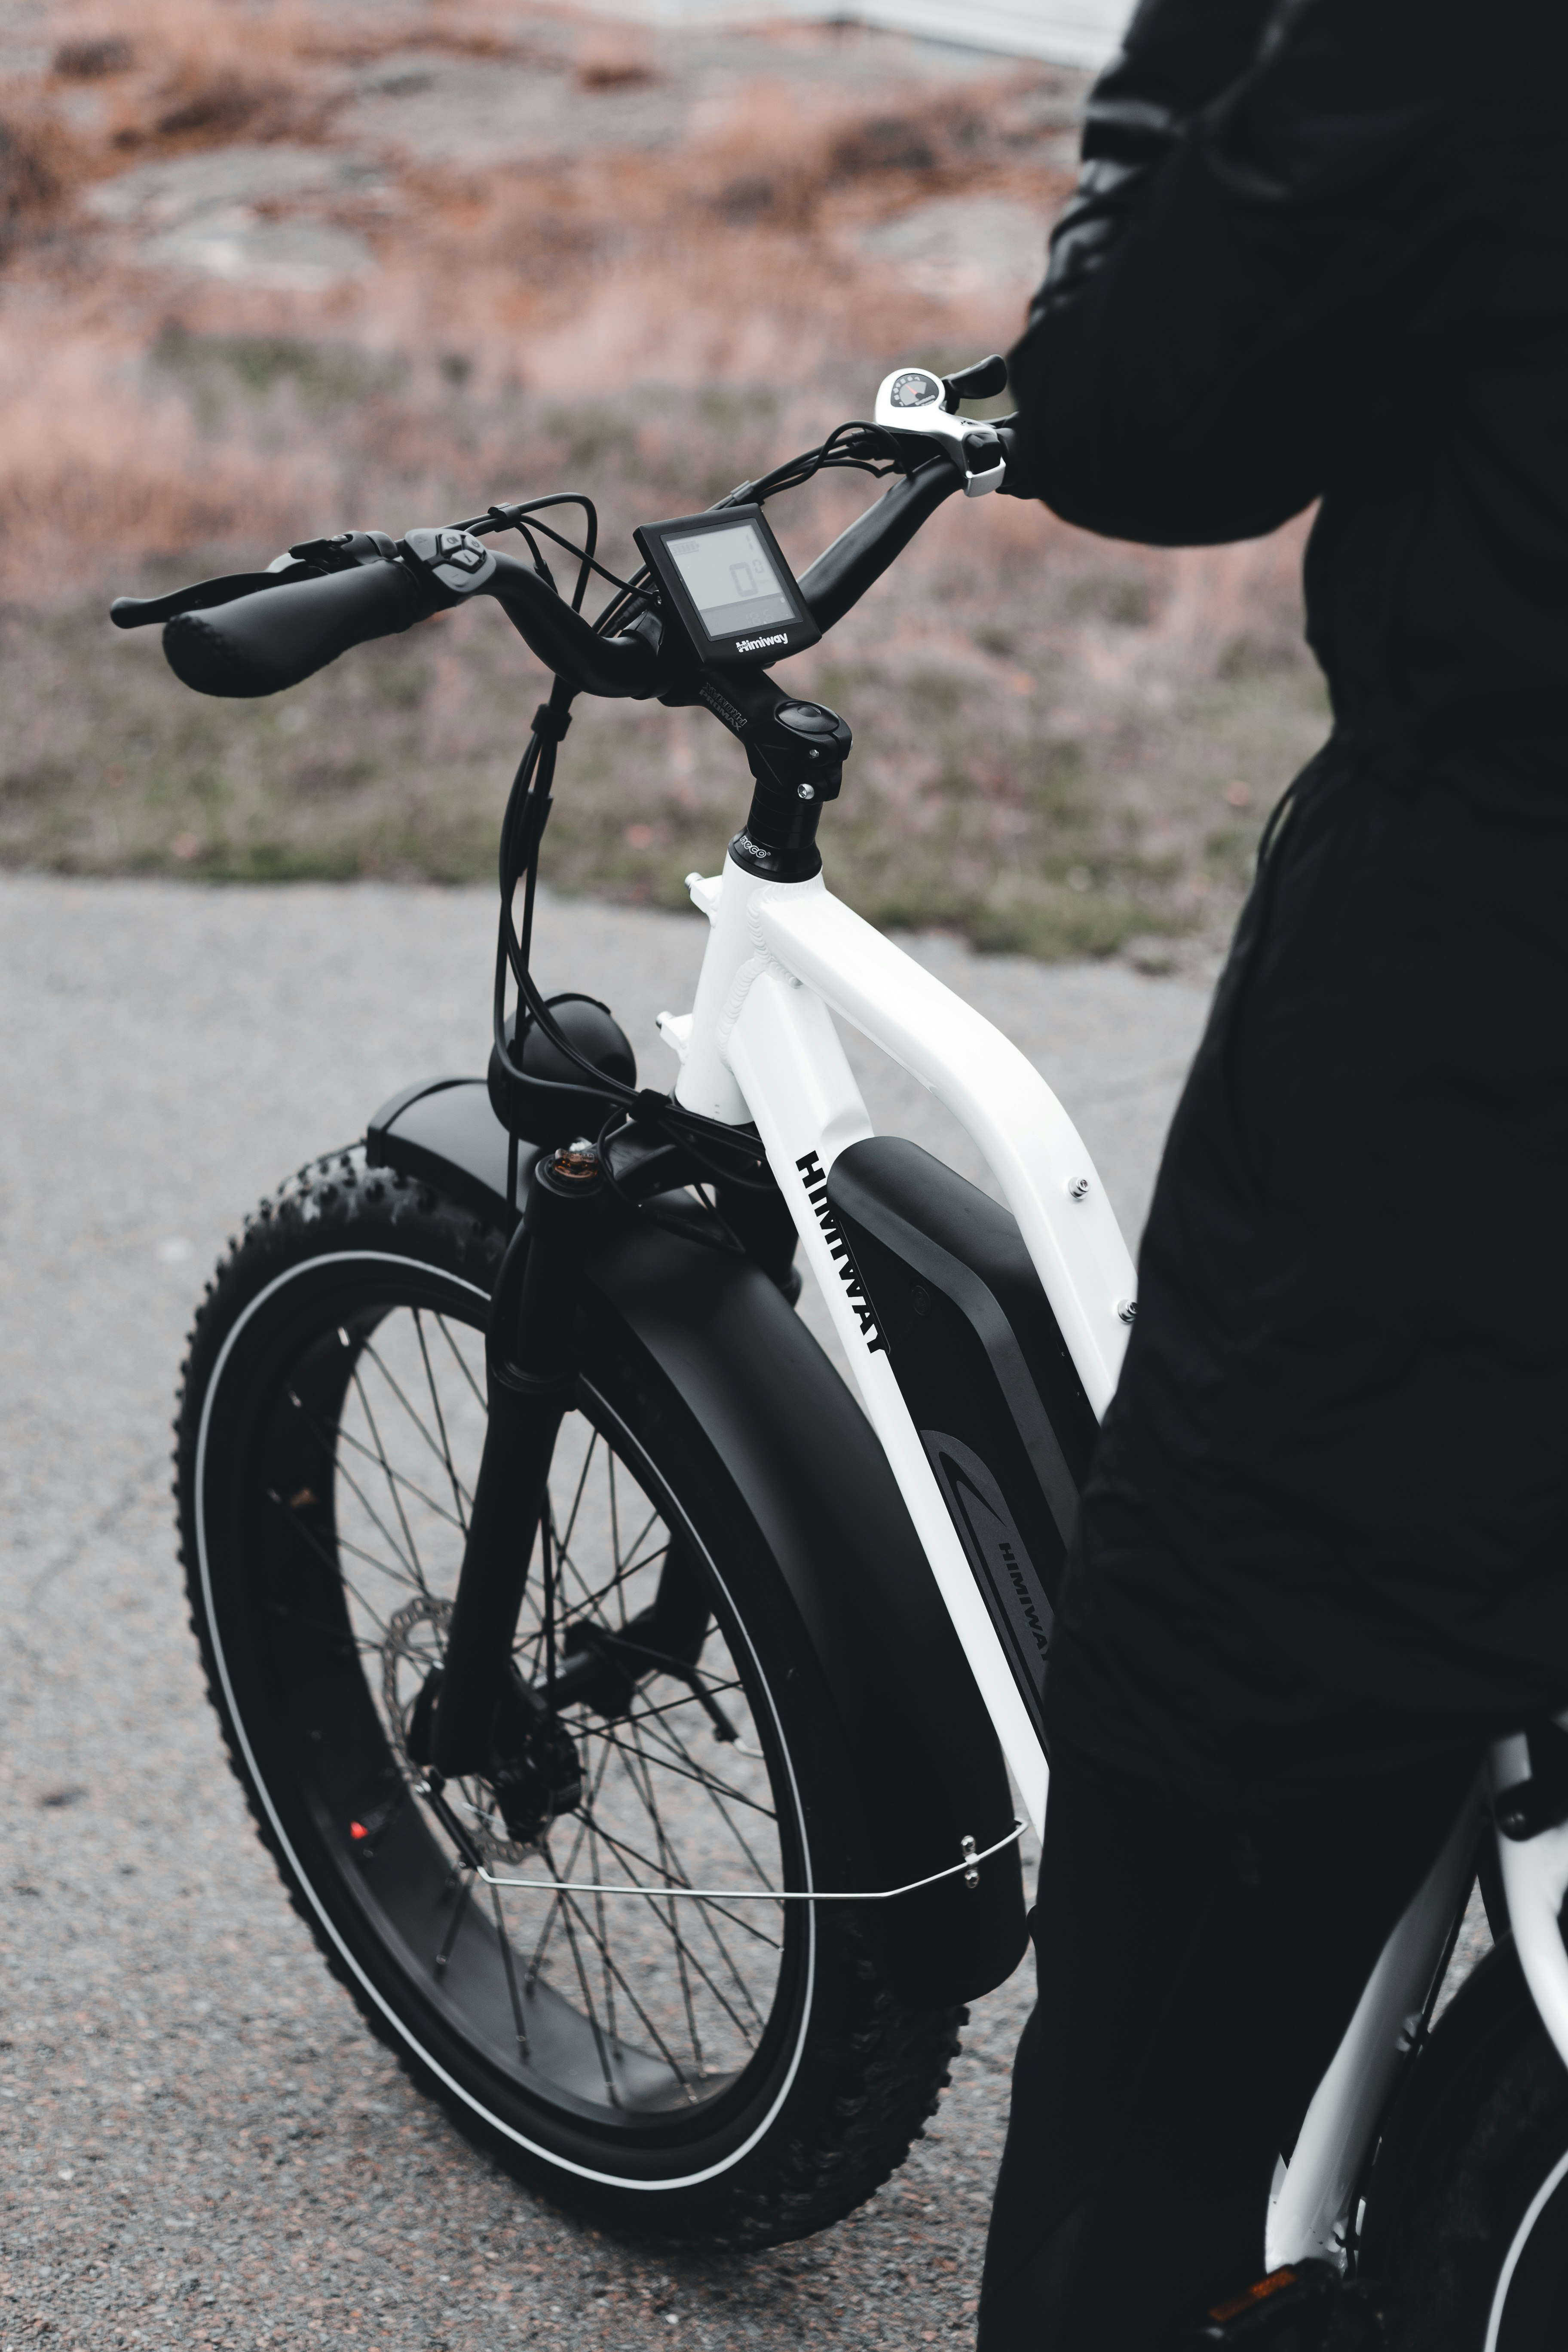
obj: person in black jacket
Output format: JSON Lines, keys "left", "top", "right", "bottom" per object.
{"left": 979, "top": 0, "right": 1568, "bottom": 2343}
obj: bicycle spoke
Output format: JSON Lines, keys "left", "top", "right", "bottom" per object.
{"left": 435, "top": 1866, "right": 474, "bottom": 1976}
{"left": 538, "top": 1847, "right": 699, "bottom": 2103}
{"left": 296, "top": 1290, "right": 790, "bottom": 2122}
{"left": 607, "top": 1453, "right": 627, "bottom": 1627}
{"left": 267, "top": 1490, "right": 401, "bottom": 1634}
{"left": 623, "top": 1677, "right": 744, "bottom": 1726}
{"left": 585, "top": 1804, "right": 619, "bottom": 2050}
{"left": 578, "top": 1813, "right": 783, "bottom": 1953}
{"left": 555, "top": 1429, "right": 599, "bottom": 1562}
{"left": 291, "top": 1392, "right": 423, "bottom": 1590}
{"left": 535, "top": 1831, "right": 621, "bottom": 2104}
{"left": 611, "top": 1731, "right": 766, "bottom": 2060}
{"left": 612, "top": 1500, "right": 662, "bottom": 1587}
{"left": 628, "top": 1697, "right": 782, "bottom": 1874}
{"left": 412, "top": 1311, "right": 469, "bottom": 1535}
{"left": 334, "top": 1419, "right": 466, "bottom": 1532}
{"left": 521, "top": 1786, "right": 602, "bottom": 1993}
{"left": 622, "top": 1718, "right": 734, "bottom": 2067}
{"left": 349, "top": 1366, "right": 426, "bottom": 1594}
{"left": 359, "top": 1336, "right": 474, "bottom": 1513}
{"left": 690, "top": 1895, "right": 775, "bottom": 2028}
{"left": 488, "top": 1882, "right": 531, "bottom": 2061}
{"left": 434, "top": 1311, "right": 486, "bottom": 1410}
{"left": 556, "top": 1537, "right": 671, "bottom": 1629}
{"left": 594, "top": 1720, "right": 777, "bottom": 1824}
{"left": 336, "top": 1532, "right": 424, "bottom": 1602}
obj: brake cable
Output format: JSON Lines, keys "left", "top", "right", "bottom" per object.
{"left": 486, "top": 426, "right": 908, "bottom": 1221}
{"left": 490, "top": 689, "right": 773, "bottom": 1225}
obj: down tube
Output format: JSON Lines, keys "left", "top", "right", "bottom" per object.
{"left": 724, "top": 963, "right": 1050, "bottom": 1833}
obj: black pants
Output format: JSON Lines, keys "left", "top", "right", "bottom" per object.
{"left": 1043, "top": 747, "right": 1568, "bottom": 1800}
{"left": 977, "top": 1747, "right": 1479, "bottom": 2352}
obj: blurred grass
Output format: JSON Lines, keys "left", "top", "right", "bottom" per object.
{"left": 0, "top": 10, "right": 1331, "bottom": 964}
{"left": 0, "top": 342, "right": 1327, "bottom": 963}
{"left": 3, "top": 554, "right": 1325, "bottom": 973}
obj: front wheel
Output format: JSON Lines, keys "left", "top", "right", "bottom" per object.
{"left": 1365, "top": 1938, "right": 1568, "bottom": 2348}
{"left": 174, "top": 1150, "right": 963, "bottom": 2245}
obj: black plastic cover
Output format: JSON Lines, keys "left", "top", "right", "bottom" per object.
{"left": 827, "top": 1138, "right": 1100, "bottom": 1744}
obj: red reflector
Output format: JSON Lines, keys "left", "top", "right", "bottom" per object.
{"left": 1208, "top": 2271, "right": 1297, "bottom": 2325}
{"left": 349, "top": 1819, "right": 369, "bottom": 1841}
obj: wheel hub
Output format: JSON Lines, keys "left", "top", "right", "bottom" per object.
{"left": 382, "top": 1597, "right": 582, "bottom": 1862}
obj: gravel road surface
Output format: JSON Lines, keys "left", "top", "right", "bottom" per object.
{"left": 0, "top": 873, "right": 1470, "bottom": 2352}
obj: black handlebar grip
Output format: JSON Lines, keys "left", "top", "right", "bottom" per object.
{"left": 162, "top": 558, "right": 437, "bottom": 698}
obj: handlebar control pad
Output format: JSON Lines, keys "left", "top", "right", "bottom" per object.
{"left": 399, "top": 526, "right": 499, "bottom": 598}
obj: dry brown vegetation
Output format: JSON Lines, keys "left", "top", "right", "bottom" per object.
{"left": 0, "top": 0, "right": 1327, "bottom": 962}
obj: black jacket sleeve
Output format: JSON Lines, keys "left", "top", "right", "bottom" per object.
{"left": 1006, "top": 0, "right": 1502, "bottom": 546}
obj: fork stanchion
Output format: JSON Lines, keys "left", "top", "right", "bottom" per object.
{"left": 430, "top": 1138, "right": 603, "bottom": 1780}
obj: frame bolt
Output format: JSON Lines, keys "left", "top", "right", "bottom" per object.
{"left": 550, "top": 1136, "right": 601, "bottom": 1183}
{"left": 1068, "top": 1175, "right": 1090, "bottom": 1200}
{"left": 1116, "top": 1297, "right": 1137, "bottom": 1325}
{"left": 797, "top": 783, "right": 816, "bottom": 801}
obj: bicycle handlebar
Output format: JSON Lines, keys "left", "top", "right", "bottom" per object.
{"left": 127, "top": 544, "right": 658, "bottom": 701}
{"left": 156, "top": 557, "right": 434, "bottom": 698}
{"left": 112, "top": 413, "right": 1016, "bottom": 702}
{"left": 797, "top": 454, "right": 960, "bottom": 634}
{"left": 482, "top": 552, "right": 657, "bottom": 698}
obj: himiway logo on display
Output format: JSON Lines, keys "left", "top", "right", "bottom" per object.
{"left": 556, "top": 0, "right": 1132, "bottom": 69}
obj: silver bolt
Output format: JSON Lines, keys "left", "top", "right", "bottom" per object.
{"left": 1068, "top": 1175, "right": 1090, "bottom": 1200}
{"left": 797, "top": 783, "right": 816, "bottom": 800}
{"left": 552, "top": 1137, "right": 601, "bottom": 1182}
{"left": 1116, "top": 1297, "right": 1137, "bottom": 1325}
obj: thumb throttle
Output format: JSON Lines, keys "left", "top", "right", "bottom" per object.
{"left": 872, "top": 361, "right": 1014, "bottom": 498}
{"left": 941, "top": 353, "right": 1008, "bottom": 410}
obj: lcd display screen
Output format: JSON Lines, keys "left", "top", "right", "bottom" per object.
{"left": 665, "top": 521, "right": 796, "bottom": 639}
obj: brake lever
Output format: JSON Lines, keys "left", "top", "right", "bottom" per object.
{"left": 109, "top": 569, "right": 315, "bottom": 630}
{"left": 871, "top": 367, "right": 1012, "bottom": 498}
{"left": 111, "top": 530, "right": 401, "bottom": 630}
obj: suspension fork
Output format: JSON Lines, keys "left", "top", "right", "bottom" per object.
{"left": 431, "top": 1138, "right": 603, "bottom": 1779}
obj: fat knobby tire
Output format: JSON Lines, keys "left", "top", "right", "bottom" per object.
{"left": 172, "top": 1148, "right": 967, "bottom": 2246}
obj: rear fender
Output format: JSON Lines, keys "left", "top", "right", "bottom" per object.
{"left": 367, "top": 1077, "right": 1028, "bottom": 2007}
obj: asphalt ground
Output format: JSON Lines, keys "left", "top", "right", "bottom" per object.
{"left": 0, "top": 874, "right": 1485, "bottom": 2350}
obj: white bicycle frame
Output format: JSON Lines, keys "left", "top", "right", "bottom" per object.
{"left": 653, "top": 842, "right": 1568, "bottom": 2275}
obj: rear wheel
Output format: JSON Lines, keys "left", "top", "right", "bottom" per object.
{"left": 175, "top": 1150, "right": 963, "bottom": 2244}
{"left": 1365, "top": 1939, "right": 1568, "bottom": 2348}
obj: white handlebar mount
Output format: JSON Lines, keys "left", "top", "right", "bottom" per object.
{"left": 873, "top": 367, "right": 1008, "bottom": 499}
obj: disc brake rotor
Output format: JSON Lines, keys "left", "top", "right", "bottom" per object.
{"left": 381, "top": 1595, "right": 546, "bottom": 1868}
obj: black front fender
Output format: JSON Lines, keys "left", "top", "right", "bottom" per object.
{"left": 367, "top": 1077, "right": 1028, "bottom": 2007}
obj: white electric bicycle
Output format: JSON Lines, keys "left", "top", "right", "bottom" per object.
{"left": 115, "top": 359, "right": 1568, "bottom": 2344}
